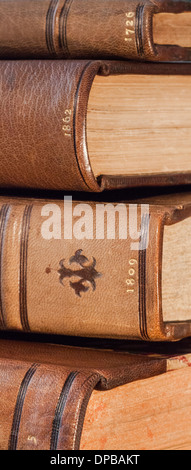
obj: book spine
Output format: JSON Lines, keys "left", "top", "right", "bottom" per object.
{"left": 1, "top": 357, "right": 100, "bottom": 450}
{"left": 0, "top": 59, "right": 102, "bottom": 192}
{"left": 1, "top": 59, "right": 191, "bottom": 193}
{"left": 0, "top": 197, "right": 190, "bottom": 341}
{"left": 0, "top": 0, "right": 190, "bottom": 61}
{"left": 0, "top": 350, "right": 166, "bottom": 450}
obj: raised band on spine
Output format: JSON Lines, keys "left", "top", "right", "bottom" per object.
{"left": 139, "top": 213, "right": 150, "bottom": 340}
{"left": 8, "top": 363, "right": 39, "bottom": 450}
{"left": 0, "top": 204, "right": 10, "bottom": 329}
{"left": 19, "top": 204, "right": 33, "bottom": 332}
{"left": 46, "top": 0, "right": 60, "bottom": 56}
{"left": 59, "top": 0, "right": 74, "bottom": 56}
{"left": 135, "top": 4, "right": 144, "bottom": 56}
{"left": 50, "top": 371, "right": 79, "bottom": 450}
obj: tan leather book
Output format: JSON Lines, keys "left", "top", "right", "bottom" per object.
{"left": 0, "top": 193, "right": 190, "bottom": 342}
{"left": 0, "top": 337, "right": 190, "bottom": 450}
{"left": 0, "top": 60, "right": 191, "bottom": 192}
{"left": 0, "top": 0, "right": 191, "bottom": 62}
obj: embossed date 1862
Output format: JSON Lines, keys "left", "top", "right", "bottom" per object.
{"left": 62, "top": 109, "right": 72, "bottom": 137}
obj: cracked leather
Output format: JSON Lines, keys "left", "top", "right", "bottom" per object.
{"left": 0, "top": 339, "right": 166, "bottom": 450}
{"left": 0, "top": 59, "right": 191, "bottom": 192}
{"left": 0, "top": 0, "right": 191, "bottom": 62}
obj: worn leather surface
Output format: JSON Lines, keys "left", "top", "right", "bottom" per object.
{"left": 0, "top": 338, "right": 166, "bottom": 450}
{"left": 0, "top": 0, "right": 190, "bottom": 61}
{"left": 0, "top": 194, "right": 190, "bottom": 341}
{"left": 0, "top": 59, "right": 191, "bottom": 192}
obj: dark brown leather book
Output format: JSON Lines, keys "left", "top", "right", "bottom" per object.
{"left": 0, "top": 337, "right": 186, "bottom": 450}
{"left": 0, "top": 193, "right": 190, "bottom": 342}
{"left": 0, "top": 0, "right": 191, "bottom": 62}
{"left": 0, "top": 60, "right": 191, "bottom": 192}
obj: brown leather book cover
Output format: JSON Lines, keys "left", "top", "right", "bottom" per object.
{"left": 0, "top": 0, "right": 191, "bottom": 62}
{"left": 1, "top": 337, "right": 191, "bottom": 450}
{"left": 0, "top": 59, "right": 191, "bottom": 192}
{"left": 0, "top": 193, "right": 190, "bottom": 342}
{"left": 0, "top": 337, "right": 175, "bottom": 450}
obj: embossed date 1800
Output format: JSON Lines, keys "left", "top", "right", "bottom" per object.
{"left": 126, "top": 258, "right": 137, "bottom": 293}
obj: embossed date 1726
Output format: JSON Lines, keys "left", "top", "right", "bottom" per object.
{"left": 125, "top": 12, "right": 135, "bottom": 43}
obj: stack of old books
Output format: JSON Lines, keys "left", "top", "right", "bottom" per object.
{"left": 0, "top": 0, "right": 191, "bottom": 452}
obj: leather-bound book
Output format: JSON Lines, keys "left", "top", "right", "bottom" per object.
{"left": 0, "top": 193, "right": 190, "bottom": 341}
{"left": 0, "top": 60, "right": 191, "bottom": 192}
{"left": 1, "top": 337, "right": 191, "bottom": 450}
{"left": 0, "top": 0, "right": 191, "bottom": 62}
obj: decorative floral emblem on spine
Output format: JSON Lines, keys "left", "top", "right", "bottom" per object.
{"left": 58, "top": 249, "right": 102, "bottom": 297}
